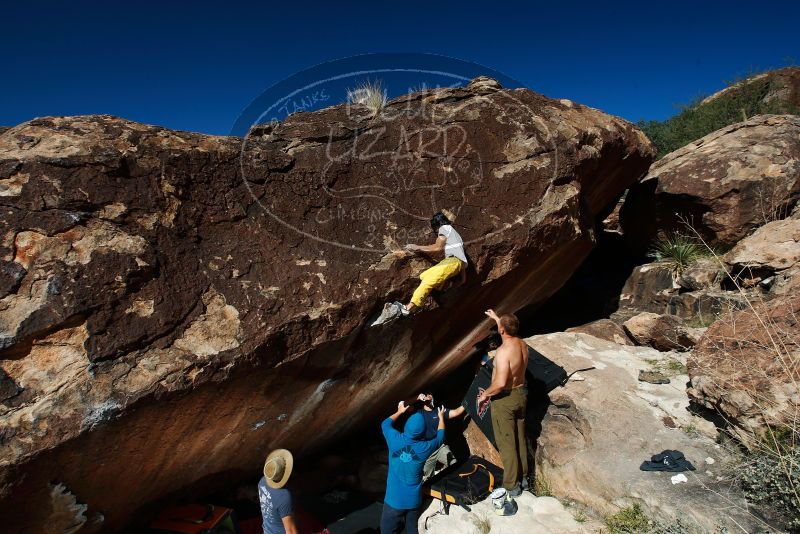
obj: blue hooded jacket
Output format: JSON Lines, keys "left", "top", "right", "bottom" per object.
{"left": 381, "top": 411, "right": 445, "bottom": 510}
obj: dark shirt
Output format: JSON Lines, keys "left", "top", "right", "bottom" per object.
{"left": 421, "top": 408, "right": 450, "bottom": 441}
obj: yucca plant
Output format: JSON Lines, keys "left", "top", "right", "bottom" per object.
{"left": 346, "top": 80, "right": 387, "bottom": 117}
{"left": 648, "top": 233, "right": 706, "bottom": 273}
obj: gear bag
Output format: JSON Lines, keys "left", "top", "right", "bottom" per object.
{"left": 424, "top": 455, "right": 503, "bottom": 512}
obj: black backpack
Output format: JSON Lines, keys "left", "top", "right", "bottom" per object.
{"left": 424, "top": 456, "right": 503, "bottom": 511}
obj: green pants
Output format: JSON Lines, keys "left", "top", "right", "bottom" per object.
{"left": 490, "top": 387, "right": 529, "bottom": 490}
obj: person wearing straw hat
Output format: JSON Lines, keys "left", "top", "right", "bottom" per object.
{"left": 258, "top": 449, "right": 298, "bottom": 534}
{"left": 381, "top": 399, "right": 447, "bottom": 534}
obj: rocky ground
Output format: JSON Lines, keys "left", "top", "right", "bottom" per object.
{"left": 421, "top": 492, "right": 603, "bottom": 533}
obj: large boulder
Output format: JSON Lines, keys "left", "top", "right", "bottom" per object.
{"left": 677, "top": 257, "right": 722, "bottom": 291}
{"left": 0, "top": 79, "right": 654, "bottom": 531}
{"left": 664, "top": 288, "right": 750, "bottom": 321}
{"left": 724, "top": 218, "right": 800, "bottom": 276}
{"left": 617, "top": 262, "right": 678, "bottom": 313}
{"left": 612, "top": 260, "right": 748, "bottom": 324}
{"left": 622, "top": 312, "right": 698, "bottom": 351}
{"left": 529, "top": 332, "right": 766, "bottom": 532}
{"left": 621, "top": 114, "right": 800, "bottom": 250}
{"left": 565, "top": 318, "right": 633, "bottom": 345}
{"left": 688, "top": 293, "right": 800, "bottom": 446}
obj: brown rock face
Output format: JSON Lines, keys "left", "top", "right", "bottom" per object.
{"left": 622, "top": 312, "right": 697, "bottom": 351}
{"left": 529, "top": 332, "right": 763, "bottom": 532}
{"left": 565, "top": 318, "right": 633, "bottom": 345}
{"left": 724, "top": 218, "right": 800, "bottom": 275}
{"left": 621, "top": 115, "right": 800, "bottom": 249}
{"left": 617, "top": 262, "right": 677, "bottom": 313}
{"left": 463, "top": 419, "right": 504, "bottom": 467}
{"left": 678, "top": 257, "right": 722, "bottom": 291}
{"left": 688, "top": 293, "right": 800, "bottom": 446}
{"left": 0, "top": 80, "right": 653, "bottom": 531}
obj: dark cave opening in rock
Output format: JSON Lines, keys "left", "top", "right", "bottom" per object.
{"left": 517, "top": 229, "right": 646, "bottom": 337}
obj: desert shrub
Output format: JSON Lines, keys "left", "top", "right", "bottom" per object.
{"left": 646, "top": 518, "right": 699, "bottom": 534}
{"left": 648, "top": 234, "right": 708, "bottom": 273}
{"left": 639, "top": 69, "right": 800, "bottom": 158}
{"left": 605, "top": 503, "right": 650, "bottom": 533}
{"left": 605, "top": 509, "right": 735, "bottom": 534}
{"left": 573, "top": 509, "right": 587, "bottom": 523}
{"left": 533, "top": 472, "right": 553, "bottom": 497}
{"left": 737, "top": 438, "right": 800, "bottom": 531}
{"left": 346, "top": 80, "right": 387, "bottom": 117}
{"left": 677, "top": 220, "right": 800, "bottom": 532}
{"left": 684, "top": 312, "right": 719, "bottom": 329}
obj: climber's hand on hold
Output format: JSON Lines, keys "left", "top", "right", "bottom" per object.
{"left": 404, "top": 244, "right": 419, "bottom": 252}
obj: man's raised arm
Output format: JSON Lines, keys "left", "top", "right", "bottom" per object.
{"left": 485, "top": 308, "right": 502, "bottom": 327}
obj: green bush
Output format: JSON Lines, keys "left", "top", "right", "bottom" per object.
{"left": 606, "top": 503, "right": 650, "bottom": 533}
{"left": 648, "top": 234, "right": 708, "bottom": 273}
{"left": 639, "top": 69, "right": 800, "bottom": 158}
{"left": 737, "top": 442, "right": 800, "bottom": 531}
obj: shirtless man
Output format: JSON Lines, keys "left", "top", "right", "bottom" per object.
{"left": 476, "top": 309, "right": 529, "bottom": 496}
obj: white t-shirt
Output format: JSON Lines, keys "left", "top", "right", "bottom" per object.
{"left": 438, "top": 224, "right": 467, "bottom": 265}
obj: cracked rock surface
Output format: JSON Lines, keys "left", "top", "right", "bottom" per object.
{"left": 621, "top": 114, "right": 800, "bottom": 250}
{"left": 530, "top": 332, "right": 766, "bottom": 532}
{"left": 0, "top": 78, "right": 653, "bottom": 531}
{"left": 688, "top": 293, "right": 800, "bottom": 447}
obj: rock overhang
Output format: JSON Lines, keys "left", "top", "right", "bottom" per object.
{"left": 0, "top": 81, "right": 654, "bottom": 531}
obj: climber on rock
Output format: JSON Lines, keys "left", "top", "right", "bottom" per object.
{"left": 371, "top": 211, "right": 468, "bottom": 326}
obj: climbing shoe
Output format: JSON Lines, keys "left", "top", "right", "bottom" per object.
{"left": 507, "top": 484, "right": 523, "bottom": 497}
{"left": 370, "top": 301, "right": 404, "bottom": 326}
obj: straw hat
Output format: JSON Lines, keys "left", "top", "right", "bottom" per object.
{"left": 263, "top": 449, "right": 294, "bottom": 489}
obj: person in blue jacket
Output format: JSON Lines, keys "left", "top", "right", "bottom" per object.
{"left": 381, "top": 399, "right": 446, "bottom": 534}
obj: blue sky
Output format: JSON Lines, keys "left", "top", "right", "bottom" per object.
{"left": 3, "top": 0, "right": 798, "bottom": 135}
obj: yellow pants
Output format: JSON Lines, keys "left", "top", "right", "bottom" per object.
{"left": 410, "top": 256, "right": 464, "bottom": 307}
